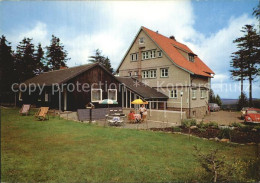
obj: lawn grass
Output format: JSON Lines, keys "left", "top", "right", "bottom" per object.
{"left": 1, "top": 107, "right": 257, "bottom": 182}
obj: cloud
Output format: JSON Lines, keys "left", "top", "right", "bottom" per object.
{"left": 8, "top": 22, "right": 49, "bottom": 48}
{"left": 4, "top": 1, "right": 259, "bottom": 98}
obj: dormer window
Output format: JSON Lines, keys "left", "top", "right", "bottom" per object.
{"left": 139, "top": 37, "right": 144, "bottom": 44}
{"left": 188, "top": 54, "right": 194, "bottom": 62}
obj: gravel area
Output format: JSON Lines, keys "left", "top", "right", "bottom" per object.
{"left": 200, "top": 110, "right": 243, "bottom": 125}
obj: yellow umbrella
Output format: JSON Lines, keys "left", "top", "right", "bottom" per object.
{"left": 131, "top": 99, "right": 148, "bottom": 104}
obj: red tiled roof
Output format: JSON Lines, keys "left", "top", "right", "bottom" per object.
{"left": 142, "top": 27, "right": 214, "bottom": 77}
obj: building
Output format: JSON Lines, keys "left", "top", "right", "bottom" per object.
{"left": 116, "top": 26, "right": 214, "bottom": 118}
{"left": 16, "top": 63, "right": 167, "bottom": 111}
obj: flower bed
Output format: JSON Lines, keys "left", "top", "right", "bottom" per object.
{"left": 150, "top": 122, "right": 260, "bottom": 144}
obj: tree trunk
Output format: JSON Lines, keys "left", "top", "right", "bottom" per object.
{"left": 241, "top": 76, "right": 243, "bottom": 96}
{"left": 249, "top": 77, "right": 253, "bottom": 107}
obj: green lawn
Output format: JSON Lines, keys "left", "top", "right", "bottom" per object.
{"left": 1, "top": 108, "right": 257, "bottom": 182}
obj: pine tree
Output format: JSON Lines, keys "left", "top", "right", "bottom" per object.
{"left": 230, "top": 25, "right": 260, "bottom": 106}
{"left": 209, "top": 89, "right": 216, "bottom": 103}
{"left": 46, "top": 35, "right": 69, "bottom": 70}
{"left": 215, "top": 95, "right": 222, "bottom": 107}
{"left": 89, "top": 49, "right": 114, "bottom": 73}
{"left": 230, "top": 50, "right": 247, "bottom": 96}
{"left": 34, "top": 43, "right": 45, "bottom": 74}
{"left": 237, "top": 92, "right": 249, "bottom": 110}
{"left": 253, "top": 2, "right": 260, "bottom": 31}
{"left": 0, "top": 35, "right": 15, "bottom": 93}
{"left": 15, "top": 38, "right": 37, "bottom": 82}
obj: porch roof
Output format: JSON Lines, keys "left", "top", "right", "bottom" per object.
{"left": 117, "top": 77, "right": 168, "bottom": 100}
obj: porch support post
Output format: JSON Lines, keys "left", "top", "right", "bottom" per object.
{"left": 130, "top": 91, "right": 132, "bottom": 109}
{"left": 59, "top": 86, "right": 61, "bottom": 112}
{"left": 126, "top": 88, "right": 128, "bottom": 108}
{"left": 122, "top": 86, "right": 124, "bottom": 108}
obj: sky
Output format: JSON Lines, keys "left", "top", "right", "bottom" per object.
{"left": 0, "top": 0, "right": 259, "bottom": 99}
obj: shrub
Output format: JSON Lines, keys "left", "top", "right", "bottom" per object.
{"left": 172, "top": 127, "right": 181, "bottom": 132}
{"left": 253, "top": 125, "right": 260, "bottom": 132}
{"left": 181, "top": 119, "right": 197, "bottom": 128}
{"left": 218, "top": 128, "right": 232, "bottom": 139}
{"left": 240, "top": 125, "right": 254, "bottom": 132}
{"left": 208, "top": 122, "right": 219, "bottom": 128}
{"left": 231, "top": 122, "right": 244, "bottom": 128}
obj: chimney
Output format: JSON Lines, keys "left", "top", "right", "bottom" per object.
{"left": 169, "top": 35, "right": 176, "bottom": 41}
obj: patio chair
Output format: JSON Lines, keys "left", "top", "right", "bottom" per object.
{"left": 35, "top": 107, "right": 49, "bottom": 120}
{"left": 108, "top": 116, "right": 123, "bottom": 126}
{"left": 19, "top": 104, "right": 31, "bottom": 116}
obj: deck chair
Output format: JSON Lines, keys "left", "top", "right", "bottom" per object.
{"left": 19, "top": 104, "right": 31, "bottom": 116}
{"left": 35, "top": 107, "right": 49, "bottom": 120}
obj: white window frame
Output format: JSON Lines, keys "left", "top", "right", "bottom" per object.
{"left": 45, "top": 92, "right": 48, "bottom": 102}
{"left": 142, "top": 52, "right": 145, "bottom": 60}
{"left": 108, "top": 89, "right": 117, "bottom": 101}
{"left": 139, "top": 37, "right": 144, "bottom": 44}
{"left": 91, "top": 89, "right": 102, "bottom": 102}
{"left": 160, "top": 68, "right": 168, "bottom": 78}
{"left": 200, "top": 89, "right": 206, "bottom": 99}
{"left": 152, "top": 50, "right": 156, "bottom": 58}
{"left": 192, "top": 89, "right": 197, "bottom": 99}
{"left": 150, "top": 70, "right": 156, "bottom": 78}
{"left": 142, "top": 70, "right": 149, "bottom": 78}
{"left": 145, "top": 51, "right": 149, "bottom": 59}
{"left": 169, "top": 89, "right": 178, "bottom": 99}
{"left": 130, "top": 53, "right": 138, "bottom": 61}
{"left": 158, "top": 51, "right": 162, "bottom": 57}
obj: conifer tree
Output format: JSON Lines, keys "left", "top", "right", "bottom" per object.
{"left": 89, "top": 49, "right": 114, "bottom": 73}
{"left": 0, "top": 35, "right": 15, "bottom": 93}
{"left": 230, "top": 25, "right": 260, "bottom": 106}
{"left": 15, "top": 38, "right": 37, "bottom": 82}
{"left": 46, "top": 35, "right": 69, "bottom": 70}
{"left": 34, "top": 43, "right": 45, "bottom": 74}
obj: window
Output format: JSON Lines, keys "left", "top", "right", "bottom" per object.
{"left": 192, "top": 89, "right": 197, "bottom": 99}
{"left": 108, "top": 89, "right": 117, "bottom": 101}
{"left": 19, "top": 91, "right": 23, "bottom": 101}
{"left": 142, "top": 70, "right": 156, "bottom": 78}
{"left": 142, "top": 51, "right": 149, "bottom": 60}
{"left": 129, "top": 72, "right": 132, "bottom": 76}
{"left": 139, "top": 37, "right": 144, "bottom": 44}
{"left": 160, "top": 68, "right": 168, "bottom": 77}
{"left": 130, "top": 53, "right": 138, "bottom": 61}
{"left": 45, "top": 92, "right": 48, "bottom": 102}
{"left": 150, "top": 70, "right": 156, "bottom": 78}
{"left": 152, "top": 50, "right": 156, "bottom": 58}
{"left": 189, "top": 54, "right": 194, "bottom": 62}
{"left": 145, "top": 52, "right": 149, "bottom": 59}
{"left": 91, "top": 89, "right": 102, "bottom": 102}
{"left": 158, "top": 51, "right": 162, "bottom": 57}
{"left": 142, "top": 70, "right": 149, "bottom": 78}
{"left": 170, "top": 89, "right": 178, "bottom": 98}
{"left": 134, "top": 71, "right": 138, "bottom": 76}
{"left": 200, "top": 89, "right": 206, "bottom": 99}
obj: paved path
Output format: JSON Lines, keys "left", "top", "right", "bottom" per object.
{"left": 200, "top": 110, "right": 243, "bottom": 125}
